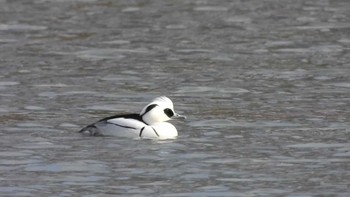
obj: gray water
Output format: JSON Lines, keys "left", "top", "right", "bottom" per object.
{"left": 1, "top": 0, "right": 350, "bottom": 196}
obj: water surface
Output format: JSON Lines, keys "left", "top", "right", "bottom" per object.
{"left": 0, "top": 0, "right": 349, "bottom": 196}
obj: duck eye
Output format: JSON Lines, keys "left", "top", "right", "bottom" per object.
{"left": 164, "top": 108, "right": 174, "bottom": 118}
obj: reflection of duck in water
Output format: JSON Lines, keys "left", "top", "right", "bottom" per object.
{"left": 79, "top": 96, "right": 186, "bottom": 139}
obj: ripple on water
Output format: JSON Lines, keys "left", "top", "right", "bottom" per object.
{"left": 103, "top": 40, "right": 131, "bottom": 45}
{"left": 0, "top": 24, "right": 47, "bottom": 31}
{"left": 275, "top": 45, "right": 343, "bottom": 54}
{"left": 175, "top": 86, "right": 249, "bottom": 96}
{"left": 338, "top": 38, "right": 350, "bottom": 43}
{"left": 166, "top": 24, "right": 187, "bottom": 29}
{"left": 38, "top": 91, "right": 58, "bottom": 98}
{"left": 122, "top": 7, "right": 140, "bottom": 12}
{"left": 24, "top": 106, "right": 46, "bottom": 111}
{"left": 334, "top": 152, "right": 350, "bottom": 157}
{"left": 16, "top": 122, "right": 49, "bottom": 127}
{"left": 224, "top": 16, "right": 252, "bottom": 23}
{"left": 33, "top": 83, "right": 69, "bottom": 87}
{"left": 163, "top": 191, "right": 240, "bottom": 197}
{"left": 84, "top": 105, "right": 124, "bottom": 111}
{"left": 25, "top": 160, "right": 109, "bottom": 173}
{"left": 296, "top": 23, "right": 350, "bottom": 30}
{"left": 264, "top": 41, "right": 294, "bottom": 47}
{"left": 74, "top": 49, "right": 125, "bottom": 60}
{"left": 190, "top": 119, "right": 300, "bottom": 128}
{"left": 74, "top": 48, "right": 152, "bottom": 60}
{"left": 5, "top": 122, "right": 64, "bottom": 134}
{"left": 0, "top": 151, "right": 32, "bottom": 157}
{"left": 37, "top": 90, "right": 98, "bottom": 98}
{"left": 59, "top": 123, "right": 80, "bottom": 128}
{"left": 274, "top": 48, "right": 311, "bottom": 53}
{"left": 193, "top": 6, "right": 229, "bottom": 11}
{"left": 15, "top": 141, "right": 71, "bottom": 149}
{"left": 12, "top": 136, "right": 71, "bottom": 149}
{"left": 0, "top": 81, "right": 19, "bottom": 90}
{"left": 210, "top": 55, "right": 234, "bottom": 61}
{"left": 310, "top": 45, "right": 343, "bottom": 53}
{"left": 189, "top": 119, "right": 236, "bottom": 128}
{"left": 0, "top": 39, "right": 17, "bottom": 43}
{"left": 101, "top": 75, "right": 139, "bottom": 82}
{"left": 60, "top": 91, "right": 98, "bottom": 96}
{"left": 0, "top": 187, "right": 34, "bottom": 196}
{"left": 38, "top": 0, "right": 98, "bottom": 2}
{"left": 176, "top": 49, "right": 215, "bottom": 54}
{"left": 286, "top": 143, "right": 348, "bottom": 148}
{"left": 0, "top": 81, "right": 20, "bottom": 86}
{"left": 330, "top": 83, "right": 350, "bottom": 88}
{"left": 0, "top": 159, "right": 41, "bottom": 165}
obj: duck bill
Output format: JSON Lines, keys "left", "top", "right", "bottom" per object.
{"left": 173, "top": 113, "right": 186, "bottom": 120}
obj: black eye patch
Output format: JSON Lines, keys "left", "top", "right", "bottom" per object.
{"left": 164, "top": 108, "right": 174, "bottom": 118}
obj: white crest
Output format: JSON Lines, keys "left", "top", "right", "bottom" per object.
{"left": 140, "top": 96, "right": 176, "bottom": 125}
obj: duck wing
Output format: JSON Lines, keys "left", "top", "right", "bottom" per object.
{"left": 80, "top": 113, "right": 145, "bottom": 136}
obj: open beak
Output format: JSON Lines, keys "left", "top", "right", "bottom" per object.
{"left": 173, "top": 113, "right": 186, "bottom": 120}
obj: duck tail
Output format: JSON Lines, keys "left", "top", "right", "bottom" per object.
{"left": 79, "top": 124, "right": 102, "bottom": 136}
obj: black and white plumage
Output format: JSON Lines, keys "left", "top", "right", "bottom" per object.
{"left": 79, "top": 96, "right": 185, "bottom": 139}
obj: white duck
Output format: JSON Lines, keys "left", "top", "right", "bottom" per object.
{"left": 80, "top": 96, "right": 185, "bottom": 139}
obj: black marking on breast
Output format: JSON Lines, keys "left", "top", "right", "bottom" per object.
{"left": 151, "top": 127, "right": 159, "bottom": 137}
{"left": 164, "top": 108, "right": 174, "bottom": 118}
{"left": 139, "top": 126, "right": 145, "bottom": 137}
